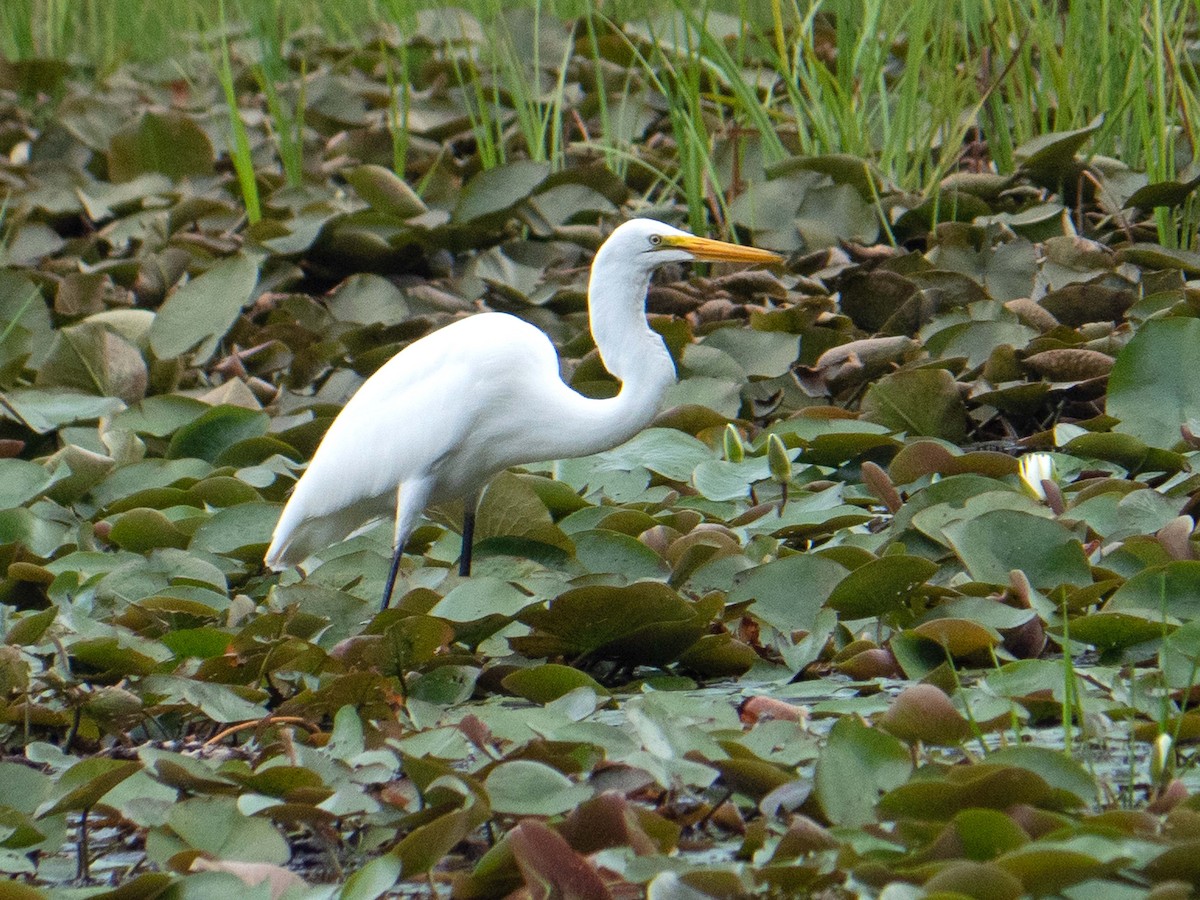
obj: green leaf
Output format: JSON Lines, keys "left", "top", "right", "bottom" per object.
{"left": 428, "top": 577, "right": 540, "bottom": 622}
{"left": 484, "top": 760, "right": 591, "bottom": 815}
{"left": 339, "top": 853, "right": 401, "bottom": 900}
{"left": 943, "top": 509, "right": 1092, "bottom": 588}
{"left": 813, "top": 716, "right": 911, "bottom": 826}
{"left": 861, "top": 368, "right": 968, "bottom": 441}
{"left": 148, "top": 255, "right": 261, "bottom": 360}
{"left": 189, "top": 502, "right": 281, "bottom": 561}
{"left": 1014, "top": 114, "right": 1103, "bottom": 182}
{"left": 393, "top": 807, "right": 473, "bottom": 878}
{"left": 476, "top": 471, "right": 573, "bottom": 553}
{"left": 164, "top": 795, "right": 288, "bottom": 863}
{"left": 950, "top": 808, "right": 1030, "bottom": 861}
{"left": 453, "top": 160, "right": 550, "bottom": 224}
{"left": 1104, "top": 561, "right": 1200, "bottom": 622}
{"left": 0, "top": 388, "right": 125, "bottom": 434}
{"left": 110, "top": 395, "right": 209, "bottom": 437}
{"left": 603, "top": 428, "right": 714, "bottom": 482}
{"left": 513, "top": 582, "right": 712, "bottom": 666}
{"left": 343, "top": 164, "right": 427, "bottom": 218}
{"left": 108, "top": 508, "right": 190, "bottom": 552}
{"left": 1108, "top": 317, "right": 1200, "bottom": 448}
{"left": 35, "top": 321, "right": 147, "bottom": 403}
{"left": 4, "top": 608, "right": 57, "bottom": 646}
{"left": 0, "top": 270, "right": 55, "bottom": 378}
{"left": 327, "top": 273, "right": 411, "bottom": 326}
{"left": 37, "top": 758, "right": 140, "bottom": 816}
{"left": 0, "top": 459, "right": 53, "bottom": 509}
{"left": 0, "top": 882, "right": 49, "bottom": 899}
{"left": 142, "top": 675, "right": 268, "bottom": 722}
{"left": 501, "top": 664, "right": 610, "bottom": 703}
{"left": 995, "top": 838, "right": 1128, "bottom": 895}
{"left": 984, "top": 746, "right": 1097, "bottom": 804}
{"left": 700, "top": 328, "right": 799, "bottom": 377}
{"left": 166, "top": 405, "right": 269, "bottom": 462}
{"left": 573, "top": 529, "right": 670, "bottom": 579}
{"left": 727, "top": 553, "right": 848, "bottom": 633}
{"left": 826, "top": 555, "right": 938, "bottom": 619}
{"left": 379, "top": 615, "right": 452, "bottom": 673}
{"left": 692, "top": 457, "right": 771, "bottom": 501}
{"left": 1161, "top": 619, "right": 1200, "bottom": 690}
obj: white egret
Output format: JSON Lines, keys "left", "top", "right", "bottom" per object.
{"left": 264, "top": 218, "right": 781, "bottom": 609}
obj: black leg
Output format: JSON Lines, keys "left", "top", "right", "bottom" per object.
{"left": 380, "top": 542, "right": 403, "bottom": 612}
{"left": 458, "top": 503, "right": 476, "bottom": 576}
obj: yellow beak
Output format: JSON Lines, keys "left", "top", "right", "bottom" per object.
{"left": 663, "top": 234, "right": 783, "bottom": 265}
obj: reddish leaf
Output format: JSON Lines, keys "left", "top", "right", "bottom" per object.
{"left": 508, "top": 819, "right": 615, "bottom": 900}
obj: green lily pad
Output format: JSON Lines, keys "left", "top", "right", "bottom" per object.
{"left": 825, "top": 555, "right": 938, "bottom": 619}
{"left": 166, "top": 405, "right": 270, "bottom": 462}
{"left": 513, "top": 582, "right": 714, "bottom": 666}
{"left": 148, "top": 255, "right": 261, "bottom": 361}
{"left": 453, "top": 160, "right": 550, "bottom": 225}
{"left": 501, "top": 664, "right": 610, "bottom": 704}
{"left": 727, "top": 553, "right": 848, "bottom": 633}
{"left": 861, "top": 368, "right": 968, "bottom": 441}
{"left": 343, "top": 164, "right": 428, "bottom": 219}
{"left": 1104, "top": 561, "right": 1200, "bottom": 621}
{"left": 813, "top": 716, "right": 911, "bottom": 827}
{"left": 189, "top": 502, "right": 280, "bottom": 560}
{"left": 943, "top": 509, "right": 1092, "bottom": 588}
{"left": 484, "top": 760, "right": 590, "bottom": 815}
{"left": 1108, "top": 317, "right": 1200, "bottom": 449}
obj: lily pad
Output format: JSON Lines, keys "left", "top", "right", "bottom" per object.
{"left": 943, "top": 509, "right": 1092, "bottom": 588}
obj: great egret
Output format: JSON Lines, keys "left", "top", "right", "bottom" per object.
{"left": 265, "top": 218, "right": 781, "bottom": 609}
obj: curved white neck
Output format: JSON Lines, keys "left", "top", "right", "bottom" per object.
{"left": 535, "top": 263, "right": 676, "bottom": 460}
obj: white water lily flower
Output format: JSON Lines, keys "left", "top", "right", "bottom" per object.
{"left": 1018, "top": 452, "right": 1057, "bottom": 500}
{"left": 1153, "top": 732, "right": 1174, "bottom": 782}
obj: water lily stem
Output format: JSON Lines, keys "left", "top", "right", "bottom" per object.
{"left": 76, "top": 806, "right": 90, "bottom": 882}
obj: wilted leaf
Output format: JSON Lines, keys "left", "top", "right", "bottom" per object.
{"left": 508, "top": 819, "right": 614, "bottom": 900}
{"left": 189, "top": 859, "right": 307, "bottom": 900}
{"left": 876, "top": 684, "right": 973, "bottom": 746}
{"left": 35, "top": 321, "right": 147, "bottom": 403}
{"left": 108, "top": 110, "right": 215, "bottom": 182}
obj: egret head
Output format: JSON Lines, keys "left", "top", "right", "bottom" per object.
{"left": 597, "top": 218, "right": 782, "bottom": 274}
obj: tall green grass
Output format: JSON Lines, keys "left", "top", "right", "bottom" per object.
{"left": 7, "top": 0, "right": 1200, "bottom": 242}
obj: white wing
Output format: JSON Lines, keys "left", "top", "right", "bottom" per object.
{"left": 265, "top": 312, "right": 561, "bottom": 568}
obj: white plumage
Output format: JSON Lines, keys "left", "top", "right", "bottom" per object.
{"left": 264, "top": 218, "right": 780, "bottom": 607}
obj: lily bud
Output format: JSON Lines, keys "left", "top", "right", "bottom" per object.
{"left": 723, "top": 423, "right": 745, "bottom": 463}
{"left": 767, "top": 433, "right": 792, "bottom": 485}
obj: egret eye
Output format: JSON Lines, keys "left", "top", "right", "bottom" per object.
{"left": 649, "top": 234, "right": 663, "bottom": 246}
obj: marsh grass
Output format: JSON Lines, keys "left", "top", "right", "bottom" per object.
{"left": 250, "top": 1, "right": 306, "bottom": 188}
{"left": 11, "top": 0, "right": 1200, "bottom": 231}
{"left": 214, "top": 0, "right": 262, "bottom": 223}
